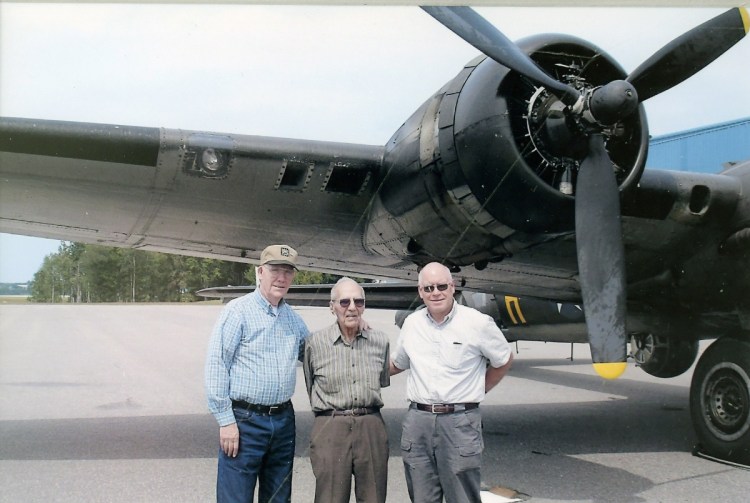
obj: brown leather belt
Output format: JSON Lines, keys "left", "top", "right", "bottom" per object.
{"left": 413, "top": 402, "right": 479, "bottom": 414}
{"left": 232, "top": 400, "right": 292, "bottom": 415}
{"left": 315, "top": 407, "right": 380, "bottom": 417}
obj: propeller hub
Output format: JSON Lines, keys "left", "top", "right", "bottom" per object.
{"left": 586, "top": 80, "right": 639, "bottom": 126}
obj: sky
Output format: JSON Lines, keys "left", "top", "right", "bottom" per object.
{"left": 1, "top": 3, "right": 749, "bottom": 283}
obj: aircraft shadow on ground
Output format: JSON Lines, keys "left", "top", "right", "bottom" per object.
{"left": 0, "top": 385, "right": 692, "bottom": 463}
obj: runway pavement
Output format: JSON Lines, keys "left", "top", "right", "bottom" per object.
{"left": 1, "top": 303, "right": 749, "bottom": 502}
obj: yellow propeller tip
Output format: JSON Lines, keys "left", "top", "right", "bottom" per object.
{"left": 740, "top": 6, "right": 750, "bottom": 34}
{"left": 593, "top": 362, "right": 627, "bottom": 380}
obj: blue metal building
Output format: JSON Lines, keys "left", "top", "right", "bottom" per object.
{"left": 645, "top": 117, "right": 750, "bottom": 173}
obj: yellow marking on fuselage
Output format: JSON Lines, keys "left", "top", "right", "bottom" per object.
{"left": 593, "top": 362, "right": 627, "bottom": 380}
{"left": 504, "top": 296, "right": 526, "bottom": 325}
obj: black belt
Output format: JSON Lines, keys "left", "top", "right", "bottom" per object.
{"left": 232, "top": 400, "right": 292, "bottom": 415}
{"left": 413, "top": 402, "right": 479, "bottom": 414}
{"left": 314, "top": 407, "right": 380, "bottom": 417}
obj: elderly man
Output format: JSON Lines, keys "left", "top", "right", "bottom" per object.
{"left": 205, "top": 244, "right": 309, "bottom": 503}
{"left": 303, "top": 277, "right": 391, "bottom": 503}
{"left": 390, "top": 262, "right": 514, "bottom": 503}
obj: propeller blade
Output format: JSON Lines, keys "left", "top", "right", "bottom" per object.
{"left": 421, "top": 5, "right": 580, "bottom": 106}
{"left": 575, "top": 134, "right": 627, "bottom": 379}
{"left": 628, "top": 7, "right": 749, "bottom": 102}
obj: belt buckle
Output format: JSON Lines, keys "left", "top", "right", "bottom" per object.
{"left": 268, "top": 405, "right": 281, "bottom": 414}
{"left": 431, "top": 403, "right": 444, "bottom": 414}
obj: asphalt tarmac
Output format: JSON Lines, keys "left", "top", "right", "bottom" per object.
{"left": 1, "top": 303, "right": 749, "bottom": 502}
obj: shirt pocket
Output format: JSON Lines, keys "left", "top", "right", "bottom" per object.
{"left": 314, "top": 371, "right": 340, "bottom": 396}
{"left": 439, "top": 340, "right": 467, "bottom": 369}
{"left": 365, "top": 354, "right": 385, "bottom": 391}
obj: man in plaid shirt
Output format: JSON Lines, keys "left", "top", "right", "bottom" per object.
{"left": 205, "top": 244, "right": 309, "bottom": 503}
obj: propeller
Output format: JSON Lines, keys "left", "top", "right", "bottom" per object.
{"left": 424, "top": 5, "right": 749, "bottom": 379}
{"left": 421, "top": 6, "right": 580, "bottom": 106}
{"left": 627, "top": 7, "right": 750, "bottom": 102}
{"left": 575, "top": 134, "right": 627, "bottom": 379}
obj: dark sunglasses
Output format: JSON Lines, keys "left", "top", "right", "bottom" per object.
{"left": 337, "top": 298, "right": 365, "bottom": 308}
{"left": 421, "top": 283, "right": 451, "bottom": 293}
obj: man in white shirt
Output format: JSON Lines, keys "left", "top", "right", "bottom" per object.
{"left": 390, "top": 262, "right": 513, "bottom": 503}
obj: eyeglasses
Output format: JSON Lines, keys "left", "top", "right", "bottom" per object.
{"left": 421, "top": 283, "right": 451, "bottom": 293}
{"left": 336, "top": 298, "right": 365, "bottom": 308}
{"left": 265, "top": 265, "right": 295, "bottom": 277}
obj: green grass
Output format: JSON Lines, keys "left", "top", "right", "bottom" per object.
{"left": 0, "top": 295, "right": 31, "bottom": 304}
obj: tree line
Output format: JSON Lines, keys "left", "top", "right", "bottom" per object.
{"left": 29, "top": 242, "right": 347, "bottom": 303}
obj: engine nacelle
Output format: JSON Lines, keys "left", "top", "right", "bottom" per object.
{"left": 365, "top": 34, "right": 648, "bottom": 268}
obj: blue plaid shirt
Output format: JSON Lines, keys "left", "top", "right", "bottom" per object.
{"left": 205, "top": 290, "right": 310, "bottom": 426}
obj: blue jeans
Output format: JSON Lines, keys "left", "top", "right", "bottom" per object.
{"left": 216, "top": 405, "right": 296, "bottom": 503}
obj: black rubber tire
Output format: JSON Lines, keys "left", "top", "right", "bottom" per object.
{"left": 689, "top": 337, "right": 750, "bottom": 464}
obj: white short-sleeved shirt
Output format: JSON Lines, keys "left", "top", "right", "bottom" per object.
{"left": 391, "top": 302, "right": 512, "bottom": 404}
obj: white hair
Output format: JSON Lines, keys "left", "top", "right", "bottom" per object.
{"left": 330, "top": 277, "right": 365, "bottom": 301}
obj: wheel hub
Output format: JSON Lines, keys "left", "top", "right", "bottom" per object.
{"left": 702, "top": 363, "right": 750, "bottom": 440}
{"left": 630, "top": 333, "right": 666, "bottom": 366}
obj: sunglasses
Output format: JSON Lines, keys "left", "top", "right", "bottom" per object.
{"left": 336, "top": 298, "right": 365, "bottom": 308}
{"left": 421, "top": 283, "right": 451, "bottom": 293}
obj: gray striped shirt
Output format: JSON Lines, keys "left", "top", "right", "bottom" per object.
{"left": 303, "top": 323, "right": 390, "bottom": 412}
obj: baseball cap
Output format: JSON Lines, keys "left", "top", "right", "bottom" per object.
{"left": 260, "top": 244, "right": 298, "bottom": 269}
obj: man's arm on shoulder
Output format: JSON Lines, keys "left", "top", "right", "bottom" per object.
{"left": 485, "top": 352, "right": 513, "bottom": 393}
{"left": 389, "top": 359, "right": 406, "bottom": 376}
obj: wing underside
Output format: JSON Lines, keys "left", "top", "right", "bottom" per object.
{"left": 0, "top": 117, "right": 416, "bottom": 279}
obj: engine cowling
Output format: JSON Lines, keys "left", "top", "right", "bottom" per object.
{"left": 364, "top": 34, "right": 648, "bottom": 268}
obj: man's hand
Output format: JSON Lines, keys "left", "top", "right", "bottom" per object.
{"left": 219, "top": 423, "right": 240, "bottom": 457}
{"left": 358, "top": 317, "right": 371, "bottom": 332}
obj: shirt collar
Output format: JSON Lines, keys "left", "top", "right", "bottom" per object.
{"left": 252, "top": 289, "right": 285, "bottom": 315}
{"left": 425, "top": 300, "right": 457, "bottom": 326}
{"left": 329, "top": 322, "right": 366, "bottom": 345}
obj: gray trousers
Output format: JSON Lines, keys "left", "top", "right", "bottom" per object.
{"left": 400, "top": 406, "right": 483, "bottom": 503}
{"left": 309, "top": 412, "right": 389, "bottom": 503}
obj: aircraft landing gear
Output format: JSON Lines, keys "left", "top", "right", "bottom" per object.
{"left": 630, "top": 332, "right": 698, "bottom": 378}
{"left": 690, "top": 337, "right": 750, "bottom": 464}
